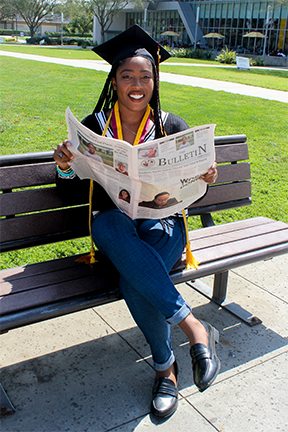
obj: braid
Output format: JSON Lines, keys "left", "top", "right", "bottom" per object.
{"left": 93, "top": 69, "right": 117, "bottom": 114}
{"left": 150, "top": 66, "right": 166, "bottom": 139}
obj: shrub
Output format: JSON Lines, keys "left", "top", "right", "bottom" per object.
{"left": 26, "top": 36, "right": 57, "bottom": 45}
{"left": 0, "top": 29, "right": 30, "bottom": 36}
{"left": 216, "top": 47, "right": 237, "bottom": 64}
{"left": 165, "top": 46, "right": 213, "bottom": 60}
{"left": 253, "top": 56, "right": 265, "bottom": 66}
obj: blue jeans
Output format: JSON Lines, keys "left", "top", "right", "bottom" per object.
{"left": 91, "top": 209, "right": 192, "bottom": 371}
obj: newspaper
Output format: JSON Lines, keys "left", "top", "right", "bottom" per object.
{"left": 66, "top": 107, "right": 216, "bottom": 220}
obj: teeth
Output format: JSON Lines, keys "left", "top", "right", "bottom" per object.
{"left": 130, "top": 94, "right": 144, "bottom": 100}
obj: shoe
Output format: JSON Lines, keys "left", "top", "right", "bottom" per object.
{"left": 151, "top": 361, "right": 178, "bottom": 418}
{"left": 190, "top": 321, "right": 220, "bottom": 392}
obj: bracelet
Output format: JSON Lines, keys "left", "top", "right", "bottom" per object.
{"left": 56, "top": 165, "right": 76, "bottom": 179}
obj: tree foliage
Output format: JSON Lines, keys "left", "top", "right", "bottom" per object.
{"left": 91, "top": 0, "right": 129, "bottom": 42}
{"left": 62, "top": 0, "right": 93, "bottom": 35}
{"left": 6, "top": 0, "right": 60, "bottom": 37}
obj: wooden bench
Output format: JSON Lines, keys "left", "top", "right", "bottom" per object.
{"left": 1, "top": 134, "right": 288, "bottom": 416}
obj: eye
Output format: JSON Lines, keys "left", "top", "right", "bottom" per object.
{"left": 142, "top": 75, "right": 152, "bottom": 82}
{"left": 121, "top": 74, "right": 133, "bottom": 81}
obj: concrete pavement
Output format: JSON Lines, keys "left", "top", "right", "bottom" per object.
{"left": 1, "top": 50, "right": 288, "bottom": 103}
{"left": 1, "top": 254, "right": 288, "bottom": 432}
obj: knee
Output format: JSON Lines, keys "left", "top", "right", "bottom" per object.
{"left": 91, "top": 209, "right": 137, "bottom": 246}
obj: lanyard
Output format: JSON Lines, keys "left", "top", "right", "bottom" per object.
{"left": 111, "top": 100, "right": 151, "bottom": 146}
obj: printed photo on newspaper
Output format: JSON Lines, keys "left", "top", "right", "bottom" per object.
{"left": 66, "top": 107, "right": 216, "bottom": 220}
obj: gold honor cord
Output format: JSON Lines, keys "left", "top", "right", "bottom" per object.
{"left": 113, "top": 100, "right": 151, "bottom": 146}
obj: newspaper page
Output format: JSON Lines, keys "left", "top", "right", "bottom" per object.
{"left": 66, "top": 107, "right": 216, "bottom": 220}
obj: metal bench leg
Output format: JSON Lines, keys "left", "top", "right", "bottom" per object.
{"left": 0, "top": 383, "right": 15, "bottom": 418}
{"left": 186, "top": 271, "right": 262, "bottom": 326}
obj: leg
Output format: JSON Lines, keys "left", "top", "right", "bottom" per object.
{"left": 91, "top": 210, "right": 190, "bottom": 322}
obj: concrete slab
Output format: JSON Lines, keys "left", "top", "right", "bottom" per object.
{"left": 1, "top": 321, "right": 154, "bottom": 431}
{"left": 110, "top": 398, "right": 216, "bottom": 431}
{"left": 186, "top": 351, "right": 288, "bottom": 432}
{"left": 231, "top": 254, "right": 288, "bottom": 302}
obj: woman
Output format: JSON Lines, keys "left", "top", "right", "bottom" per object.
{"left": 54, "top": 25, "right": 220, "bottom": 419}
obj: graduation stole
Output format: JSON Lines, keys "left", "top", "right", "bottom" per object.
{"left": 84, "top": 101, "right": 199, "bottom": 269}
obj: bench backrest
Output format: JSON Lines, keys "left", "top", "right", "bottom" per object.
{"left": 0, "top": 135, "right": 251, "bottom": 253}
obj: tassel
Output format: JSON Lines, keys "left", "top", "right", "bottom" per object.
{"left": 185, "top": 245, "right": 200, "bottom": 270}
{"left": 181, "top": 209, "right": 200, "bottom": 270}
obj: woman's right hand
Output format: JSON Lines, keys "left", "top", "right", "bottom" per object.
{"left": 53, "top": 140, "right": 74, "bottom": 170}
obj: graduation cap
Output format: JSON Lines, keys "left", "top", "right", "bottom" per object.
{"left": 92, "top": 24, "right": 171, "bottom": 67}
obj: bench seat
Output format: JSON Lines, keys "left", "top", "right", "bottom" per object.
{"left": 1, "top": 216, "right": 287, "bottom": 334}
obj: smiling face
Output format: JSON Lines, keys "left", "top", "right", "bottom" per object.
{"left": 111, "top": 56, "right": 154, "bottom": 114}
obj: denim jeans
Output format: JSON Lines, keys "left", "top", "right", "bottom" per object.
{"left": 91, "top": 209, "right": 192, "bottom": 371}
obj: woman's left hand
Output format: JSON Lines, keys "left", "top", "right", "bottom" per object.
{"left": 199, "top": 162, "right": 218, "bottom": 184}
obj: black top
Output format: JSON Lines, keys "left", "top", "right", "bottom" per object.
{"left": 57, "top": 112, "right": 189, "bottom": 212}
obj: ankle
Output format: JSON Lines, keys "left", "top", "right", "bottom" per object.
{"left": 179, "top": 314, "right": 207, "bottom": 348}
{"left": 155, "top": 364, "right": 177, "bottom": 386}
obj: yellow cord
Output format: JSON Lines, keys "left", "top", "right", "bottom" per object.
{"left": 181, "top": 209, "right": 200, "bottom": 269}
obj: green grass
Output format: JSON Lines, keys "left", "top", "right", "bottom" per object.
{"left": 160, "top": 65, "right": 288, "bottom": 91}
{"left": 1, "top": 55, "right": 287, "bottom": 269}
{"left": 0, "top": 44, "right": 102, "bottom": 60}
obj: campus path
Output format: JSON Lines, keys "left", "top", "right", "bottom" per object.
{"left": 1, "top": 50, "right": 288, "bottom": 103}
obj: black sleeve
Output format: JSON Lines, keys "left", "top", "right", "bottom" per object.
{"left": 56, "top": 113, "right": 116, "bottom": 211}
{"left": 164, "top": 113, "right": 190, "bottom": 135}
{"left": 81, "top": 114, "right": 103, "bottom": 134}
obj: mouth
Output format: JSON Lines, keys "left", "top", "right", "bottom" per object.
{"left": 129, "top": 93, "right": 145, "bottom": 101}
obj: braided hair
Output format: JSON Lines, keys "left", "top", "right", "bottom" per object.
{"left": 92, "top": 57, "right": 166, "bottom": 140}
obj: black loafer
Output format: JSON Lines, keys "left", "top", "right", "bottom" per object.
{"left": 190, "top": 321, "right": 220, "bottom": 392}
{"left": 151, "top": 362, "right": 178, "bottom": 418}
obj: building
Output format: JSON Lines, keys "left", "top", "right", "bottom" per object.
{"left": 93, "top": 1, "right": 288, "bottom": 56}
{"left": 0, "top": 15, "right": 66, "bottom": 36}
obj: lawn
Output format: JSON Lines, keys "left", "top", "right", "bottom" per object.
{"left": 0, "top": 55, "right": 287, "bottom": 269}
{"left": 1, "top": 44, "right": 288, "bottom": 91}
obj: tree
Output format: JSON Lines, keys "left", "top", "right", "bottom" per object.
{"left": 63, "top": 0, "right": 93, "bottom": 35}
{"left": 8, "top": 0, "right": 60, "bottom": 37}
{"left": 0, "top": 0, "right": 15, "bottom": 21}
{"left": 91, "top": 0, "right": 129, "bottom": 43}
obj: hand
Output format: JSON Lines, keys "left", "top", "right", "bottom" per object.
{"left": 53, "top": 140, "right": 74, "bottom": 170}
{"left": 199, "top": 162, "right": 218, "bottom": 184}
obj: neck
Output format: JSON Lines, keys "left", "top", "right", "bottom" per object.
{"left": 117, "top": 102, "right": 147, "bottom": 127}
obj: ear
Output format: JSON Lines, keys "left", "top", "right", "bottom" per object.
{"left": 111, "top": 77, "right": 117, "bottom": 91}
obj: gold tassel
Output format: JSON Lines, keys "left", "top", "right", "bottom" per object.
{"left": 76, "top": 179, "right": 98, "bottom": 265}
{"left": 181, "top": 209, "right": 200, "bottom": 270}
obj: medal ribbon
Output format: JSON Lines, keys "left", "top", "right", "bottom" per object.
{"left": 111, "top": 100, "right": 151, "bottom": 146}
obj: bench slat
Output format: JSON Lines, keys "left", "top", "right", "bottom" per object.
{"left": 0, "top": 254, "right": 87, "bottom": 282}
{"left": 0, "top": 187, "right": 87, "bottom": 217}
{"left": 189, "top": 181, "right": 251, "bottom": 209}
{"left": 0, "top": 256, "right": 105, "bottom": 295}
{"left": 192, "top": 229, "right": 288, "bottom": 264}
{"left": 216, "top": 143, "right": 249, "bottom": 163}
{"left": 188, "top": 216, "right": 274, "bottom": 240}
{"left": 0, "top": 162, "right": 56, "bottom": 190}
{"left": 0, "top": 206, "right": 89, "bottom": 244}
{"left": 190, "top": 220, "right": 288, "bottom": 250}
{"left": 0, "top": 268, "right": 119, "bottom": 316}
{"left": 216, "top": 162, "right": 250, "bottom": 183}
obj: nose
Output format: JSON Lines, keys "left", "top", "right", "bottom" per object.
{"left": 131, "top": 77, "right": 142, "bottom": 87}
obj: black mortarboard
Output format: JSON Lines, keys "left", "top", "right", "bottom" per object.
{"left": 92, "top": 24, "right": 171, "bottom": 66}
